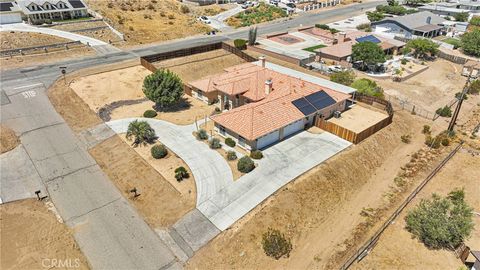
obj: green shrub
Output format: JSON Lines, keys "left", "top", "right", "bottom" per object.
{"left": 405, "top": 189, "right": 474, "bottom": 249}
{"left": 234, "top": 39, "right": 247, "bottom": 49}
{"left": 126, "top": 120, "right": 156, "bottom": 146}
{"left": 262, "top": 228, "right": 292, "bottom": 260}
{"left": 237, "top": 156, "right": 255, "bottom": 173}
{"left": 422, "top": 125, "right": 431, "bottom": 134}
{"left": 436, "top": 106, "right": 452, "bottom": 117}
{"left": 196, "top": 129, "right": 208, "bottom": 140}
{"left": 425, "top": 135, "right": 441, "bottom": 149}
{"left": 151, "top": 144, "right": 167, "bottom": 159}
{"left": 225, "top": 137, "right": 236, "bottom": 147}
{"left": 401, "top": 58, "right": 408, "bottom": 65}
{"left": 227, "top": 150, "right": 237, "bottom": 161}
{"left": 356, "top": 23, "right": 372, "bottom": 32}
{"left": 174, "top": 166, "right": 189, "bottom": 181}
{"left": 250, "top": 150, "right": 263, "bottom": 159}
{"left": 468, "top": 80, "right": 480, "bottom": 95}
{"left": 401, "top": 134, "right": 411, "bottom": 143}
{"left": 143, "top": 109, "right": 157, "bottom": 118}
{"left": 180, "top": 5, "right": 190, "bottom": 14}
{"left": 209, "top": 138, "right": 222, "bottom": 149}
{"left": 441, "top": 138, "right": 450, "bottom": 146}
{"left": 315, "top": 24, "right": 330, "bottom": 30}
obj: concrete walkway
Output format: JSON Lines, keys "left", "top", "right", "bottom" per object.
{"left": 106, "top": 118, "right": 234, "bottom": 206}
{"left": 0, "top": 23, "right": 120, "bottom": 54}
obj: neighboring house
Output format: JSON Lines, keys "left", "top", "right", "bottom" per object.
{"left": 16, "top": 0, "right": 89, "bottom": 24}
{"left": 471, "top": 250, "right": 480, "bottom": 270}
{"left": 0, "top": 0, "right": 23, "bottom": 24}
{"left": 418, "top": 4, "right": 471, "bottom": 17}
{"left": 188, "top": 58, "right": 354, "bottom": 151}
{"left": 456, "top": 0, "right": 480, "bottom": 12}
{"left": 463, "top": 60, "right": 480, "bottom": 78}
{"left": 315, "top": 32, "right": 405, "bottom": 64}
{"left": 372, "top": 11, "right": 446, "bottom": 38}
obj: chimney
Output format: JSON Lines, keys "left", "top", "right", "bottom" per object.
{"left": 259, "top": 55, "right": 266, "bottom": 68}
{"left": 265, "top": 79, "right": 273, "bottom": 95}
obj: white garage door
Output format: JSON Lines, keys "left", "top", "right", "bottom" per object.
{"left": 283, "top": 119, "right": 304, "bottom": 138}
{"left": 257, "top": 130, "right": 280, "bottom": 149}
{"left": 0, "top": 13, "right": 22, "bottom": 24}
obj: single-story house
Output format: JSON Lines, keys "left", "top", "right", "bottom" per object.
{"left": 188, "top": 59, "right": 353, "bottom": 151}
{"left": 16, "top": 0, "right": 89, "bottom": 24}
{"left": 463, "top": 60, "right": 480, "bottom": 78}
{"left": 418, "top": 4, "right": 471, "bottom": 17}
{"left": 0, "top": 0, "right": 23, "bottom": 24}
{"left": 372, "top": 11, "right": 446, "bottom": 38}
{"left": 315, "top": 32, "right": 405, "bottom": 64}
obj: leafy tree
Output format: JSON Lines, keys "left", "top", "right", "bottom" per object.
{"left": 404, "top": 0, "right": 432, "bottom": 6}
{"left": 126, "top": 120, "right": 156, "bottom": 147}
{"left": 330, "top": 70, "right": 356, "bottom": 86}
{"left": 262, "top": 228, "right": 292, "bottom": 260}
{"left": 351, "top": 42, "right": 386, "bottom": 71}
{"left": 454, "top": 12, "right": 469, "bottom": 22}
{"left": 248, "top": 27, "right": 257, "bottom": 46}
{"left": 461, "top": 29, "right": 480, "bottom": 57}
{"left": 405, "top": 189, "right": 474, "bottom": 249}
{"left": 351, "top": 78, "right": 384, "bottom": 98}
{"left": 470, "top": 16, "right": 480, "bottom": 26}
{"left": 143, "top": 69, "right": 183, "bottom": 110}
{"left": 436, "top": 106, "right": 452, "bottom": 117}
{"left": 367, "top": 11, "right": 385, "bottom": 22}
{"left": 468, "top": 80, "right": 480, "bottom": 94}
{"left": 387, "top": 0, "right": 397, "bottom": 6}
{"left": 403, "top": 38, "right": 439, "bottom": 59}
{"left": 376, "top": 4, "right": 408, "bottom": 15}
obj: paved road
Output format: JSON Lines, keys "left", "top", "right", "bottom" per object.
{"left": 0, "top": 1, "right": 382, "bottom": 268}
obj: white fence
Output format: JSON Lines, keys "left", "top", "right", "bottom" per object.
{"left": 303, "top": 0, "right": 342, "bottom": 11}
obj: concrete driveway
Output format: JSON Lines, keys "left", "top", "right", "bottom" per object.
{"left": 198, "top": 131, "right": 351, "bottom": 230}
{"left": 106, "top": 118, "right": 233, "bottom": 205}
{"left": 207, "top": 4, "right": 243, "bottom": 31}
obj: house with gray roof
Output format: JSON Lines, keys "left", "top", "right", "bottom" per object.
{"left": 372, "top": 11, "right": 446, "bottom": 38}
{"left": 0, "top": 0, "right": 23, "bottom": 24}
{"left": 16, "top": 0, "right": 89, "bottom": 24}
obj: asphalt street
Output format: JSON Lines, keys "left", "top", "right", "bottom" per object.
{"left": 0, "top": 1, "right": 383, "bottom": 269}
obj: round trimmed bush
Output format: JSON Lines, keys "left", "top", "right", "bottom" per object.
{"left": 227, "top": 150, "right": 237, "bottom": 161}
{"left": 237, "top": 156, "right": 254, "bottom": 173}
{"left": 209, "top": 138, "right": 222, "bottom": 149}
{"left": 196, "top": 129, "right": 208, "bottom": 140}
{"left": 143, "top": 109, "right": 157, "bottom": 118}
{"left": 151, "top": 144, "right": 167, "bottom": 159}
{"left": 175, "top": 166, "right": 189, "bottom": 181}
{"left": 225, "top": 137, "right": 236, "bottom": 147}
{"left": 250, "top": 150, "right": 263, "bottom": 159}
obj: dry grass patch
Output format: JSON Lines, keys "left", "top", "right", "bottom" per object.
{"left": 85, "top": 0, "right": 211, "bottom": 46}
{"left": 0, "top": 125, "right": 19, "bottom": 154}
{"left": 118, "top": 134, "right": 196, "bottom": 199}
{"left": 0, "top": 199, "right": 89, "bottom": 270}
{"left": 89, "top": 135, "right": 195, "bottom": 228}
{"left": 0, "top": 32, "right": 71, "bottom": 50}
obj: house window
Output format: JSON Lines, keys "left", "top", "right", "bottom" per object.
{"left": 219, "top": 126, "right": 226, "bottom": 136}
{"left": 238, "top": 136, "right": 246, "bottom": 147}
{"left": 197, "top": 90, "right": 203, "bottom": 98}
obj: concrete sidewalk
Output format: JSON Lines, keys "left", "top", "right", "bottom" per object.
{"left": 207, "top": 4, "right": 243, "bottom": 31}
{"left": 106, "top": 117, "right": 234, "bottom": 205}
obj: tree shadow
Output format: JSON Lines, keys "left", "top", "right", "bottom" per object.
{"left": 153, "top": 97, "right": 192, "bottom": 113}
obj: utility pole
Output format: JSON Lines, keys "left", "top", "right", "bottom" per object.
{"left": 447, "top": 70, "right": 472, "bottom": 133}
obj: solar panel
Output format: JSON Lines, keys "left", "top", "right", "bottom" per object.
{"left": 305, "top": 91, "right": 336, "bottom": 110}
{"left": 0, "top": 2, "right": 13, "bottom": 12}
{"left": 355, "top": 35, "right": 381, "bottom": 44}
{"left": 68, "top": 0, "right": 85, "bottom": 8}
{"left": 292, "top": 98, "right": 317, "bottom": 116}
{"left": 305, "top": 91, "right": 329, "bottom": 104}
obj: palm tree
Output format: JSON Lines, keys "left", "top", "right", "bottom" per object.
{"left": 126, "top": 120, "right": 156, "bottom": 147}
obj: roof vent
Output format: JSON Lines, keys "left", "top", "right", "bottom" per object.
{"left": 259, "top": 55, "right": 266, "bottom": 68}
{"left": 426, "top": 16, "right": 432, "bottom": 24}
{"left": 265, "top": 79, "right": 273, "bottom": 95}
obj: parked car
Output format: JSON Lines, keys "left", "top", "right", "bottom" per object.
{"left": 241, "top": 1, "right": 255, "bottom": 9}
{"left": 328, "top": 65, "right": 343, "bottom": 72}
{"left": 286, "top": 3, "right": 296, "bottom": 8}
{"left": 269, "top": 0, "right": 280, "bottom": 5}
{"left": 198, "top": 16, "right": 211, "bottom": 24}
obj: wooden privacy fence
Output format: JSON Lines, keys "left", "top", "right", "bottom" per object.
{"left": 140, "top": 42, "right": 257, "bottom": 72}
{"left": 315, "top": 94, "right": 394, "bottom": 144}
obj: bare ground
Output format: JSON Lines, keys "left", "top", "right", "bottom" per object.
{"left": 186, "top": 111, "right": 435, "bottom": 269}
{"left": 89, "top": 135, "right": 195, "bottom": 228}
{"left": 0, "top": 125, "right": 19, "bottom": 154}
{"left": 1, "top": 32, "right": 71, "bottom": 50}
{"left": 0, "top": 199, "right": 89, "bottom": 270}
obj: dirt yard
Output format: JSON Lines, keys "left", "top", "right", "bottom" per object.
{"left": 153, "top": 49, "right": 247, "bottom": 82}
{"left": 89, "top": 135, "right": 195, "bottom": 228}
{"left": 328, "top": 104, "right": 389, "bottom": 133}
{"left": 187, "top": 110, "right": 439, "bottom": 269}
{"left": 85, "top": 0, "right": 211, "bottom": 46}
{"left": 0, "top": 199, "right": 89, "bottom": 270}
{"left": 69, "top": 65, "right": 216, "bottom": 125}
{"left": 353, "top": 148, "right": 480, "bottom": 270}
{"left": 0, "top": 32, "right": 71, "bottom": 50}
{"left": 362, "top": 59, "right": 466, "bottom": 112}
{"left": 118, "top": 134, "right": 196, "bottom": 200}
{"left": 0, "top": 125, "right": 19, "bottom": 154}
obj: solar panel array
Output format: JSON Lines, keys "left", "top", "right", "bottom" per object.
{"left": 291, "top": 91, "right": 337, "bottom": 116}
{"left": 68, "top": 0, "right": 85, "bottom": 8}
{"left": 355, "top": 35, "right": 381, "bottom": 44}
{"left": 0, "top": 2, "right": 13, "bottom": 12}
